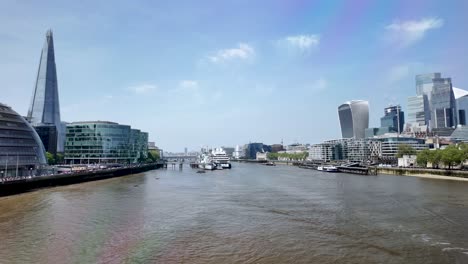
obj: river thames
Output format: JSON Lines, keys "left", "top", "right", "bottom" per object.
{"left": 0, "top": 163, "right": 468, "bottom": 263}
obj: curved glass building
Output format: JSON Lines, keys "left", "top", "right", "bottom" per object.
{"left": 338, "top": 100, "right": 369, "bottom": 139}
{"left": 65, "top": 121, "right": 148, "bottom": 164}
{"left": 0, "top": 103, "right": 47, "bottom": 177}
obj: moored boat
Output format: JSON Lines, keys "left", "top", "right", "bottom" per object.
{"left": 324, "top": 166, "right": 338, "bottom": 172}
{"left": 211, "top": 148, "right": 232, "bottom": 169}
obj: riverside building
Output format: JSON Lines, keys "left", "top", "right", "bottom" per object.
{"left": 308, "top": 138, "right": 380, "bottom": 163}
{"left": 0, "top": 103, "right": 47, "bottom": 177}
{"left": 64, "top": 121, "right": 148, "bottom": 164}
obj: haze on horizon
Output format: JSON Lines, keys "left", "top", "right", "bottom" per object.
{"left": 1, "top": 0, "right": 467, "bottom": 152}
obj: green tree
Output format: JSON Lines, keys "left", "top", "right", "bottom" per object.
{"left": 416, "top": 149, "right": 430, "bottom": 167}
{"left": 430, "top": 149, "right": 442, "bottom": 169}
{"left": 441, "top": 145, "right": 463, "bottom": 169}
{"left": 147, "top": 150, "right": 161, "bottom": 163}
{"left": 458, "top": 143, "right": 468, "bottom": 162}
{"left": 396, "top": 144, "right": 416, "bottom": 158}
{"left": 267, "top": 152, "right": 278, "bottom": 160}
{"left": 55, "top": 153, "right": 64, "bottom": 164}
{"left": 46, "top": 152, "right": 56, "bottom": 165}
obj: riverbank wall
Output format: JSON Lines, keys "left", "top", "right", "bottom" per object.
{"left": 377, "top": 167, "right": 468, "bottom": 181}
{"left": 0, "top": 163, "right": 163, "bottom": 197}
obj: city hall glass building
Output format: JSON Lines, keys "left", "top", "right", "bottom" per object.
{"left": 64, "top": 121, "right": 148, "bottom": 164}
{"left": 0, "top": 103, "right": 47, "bottom": 177}
{"left": 338, "top": 100, "right": 369, "bottom": 139}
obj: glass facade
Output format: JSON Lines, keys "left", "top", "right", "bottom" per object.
{"left": 338, "top": 100, "right": 369, "bottom": 139}
{"left": 378, "top": 137, "right": 427, "bottom": 159}
{"left": 380, "top": 105, "right": 404, "bottom": 133}
{"left": 34, "top": 124, "right": 58, "bottom": 155}
{"left": 407, "top": 95, "right": 428, "bottom": 125}
{"left": 0, "top": 103, "right": 47, "bottom": 177}
{"left": 454, "top": 88, "right": 468, "bottom": 126}
{"left": 27, "top": 30, "right": 64, "bottom": 153}
{"left": 430, "top": 77, "right": 457, "bottom": 128}
{"left": 64, "top": 121, "right": 149, "bottom": 164}
{"left": 414, "top": 73, "right": 457, "bottom": 130}
{"left": 244, "top": 143, "right": 272, "bottom": 159}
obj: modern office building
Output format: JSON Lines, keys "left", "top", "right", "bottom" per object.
{"left": 27, "top": 30, "right": 64, "bottom": 153}
{"left": 0, "top": 103, "right": 47, "bottom": 177}
{"left": 416, "top": 73, "right": 441, "bottom": 99}
{"left": 366, "top": 105, "right": 405, "bottom": 138}
{"left": 34, "top": 124, "right": 57, "bottom": 155}
{"left": 244, "top": 143, "right": 271, "bottom": 159}
{"left": 377, "top": 137, "right": 427, "bottom": 160}
{"left": 64, "top": 121, "right": 148, "bottom": 164}
{"left": 407, "top": 95, "right": 428, "bottom": 126}
{"left": 381, "top": 105, "right": 404, "bottom": 133}
{"left": 453, "top": 87, "right": 468, "bottom": 126}
{"left": 338, "top": 100, "right": 369, "bottom": 139}
{"left": 308, "top": 140, "right": 343, "bottom": 162}
{"left": 414, "top": 73, "right": 457, "bottom": 130}
{"left": 308, "top": 138, "right": 380, "bottom": 163}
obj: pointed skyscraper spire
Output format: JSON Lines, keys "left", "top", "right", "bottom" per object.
{"left": 28, "top": 29, "right": 63, "bottom": 152}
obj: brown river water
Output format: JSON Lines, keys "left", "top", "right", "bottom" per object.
{"left": 0, "top": 163, "right": 468, "bottom": 264}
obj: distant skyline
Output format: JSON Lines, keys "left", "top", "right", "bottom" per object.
{"left": 1, "top": 0, "right": 468, "bottom": 152}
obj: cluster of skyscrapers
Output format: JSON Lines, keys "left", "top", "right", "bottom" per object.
{"left": 308, "top": 72, "right": 468, "bottom": 164}
{"left": 0, "top": 30, "right": 151, "bottom": 176}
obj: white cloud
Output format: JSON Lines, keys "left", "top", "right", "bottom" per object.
{"left": 309, "top": 78, "right": 327, "bottom": 92}
{"left": 170, "top": 80, "right": 204, "bottom": 105}
{"left": 283, "top": 34, "right": 320, "bottom": 52}
{"left": 209, "top": 43, "right": 255, "bottom": 63}
{"left": 385, "top": 17, "right": 444, "bottom": 47}
{"left": 179, "top": 80, "right": 199, "bottom": 89}
{"left": 127, "top": 84, "right": 157, "bottom": 94}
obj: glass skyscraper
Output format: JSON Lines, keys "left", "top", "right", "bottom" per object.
{"left": 380, "top": 105, "right": 404, "bottom": 133}
{"left": 338, "top": 100, "right": 369, "bottom": 139}
{"left": 27, "top": 30, "right": 64, "bottom": 153}
{"left": 407, "top": 95, "right": 428, "bottom": 125}
{"left": 64, "top": 121, "right": 148, "bottom": 164}
{"left": 414, "top": 73, "right": 457, "bottom": 129}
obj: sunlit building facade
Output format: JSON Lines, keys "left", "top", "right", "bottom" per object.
{"left": 64, "top": 121, "right": 148, "bottom": 164}
{"left": 27, "top": 30, "right": 65, "bottom": 153}
{"left": 0, "top": 103, "right": 47, "bottom": 177}
{"left": 414, "top": 73, "right": 457, "bottom": 130}
{"left": 338, "top": 100, "right": 369, "bottom": 139}
{"left": 453, "top": 87, "right": 468, "bottom": 126}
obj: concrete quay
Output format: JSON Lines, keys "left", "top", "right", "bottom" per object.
{"left": 0, "top": 163, "right": 163, "bottom": 197}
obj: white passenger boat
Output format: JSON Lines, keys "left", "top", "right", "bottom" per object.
{"left": 198, "top": 154, "right": 216, "bottom": 170}
{"left": 211, "top": 148, "right": 232, "bottom": 169}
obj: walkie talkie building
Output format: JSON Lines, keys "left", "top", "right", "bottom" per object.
{"left": 338, "top": 100, "right": 369, "bottom": 139}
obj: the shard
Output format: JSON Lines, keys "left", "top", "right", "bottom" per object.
{"left": 27, "top": 30, "right": 63, "bottom": 152}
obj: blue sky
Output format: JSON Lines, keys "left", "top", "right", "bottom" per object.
{"left": 1, "top": 0, "right": 467, "bottom": 152}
